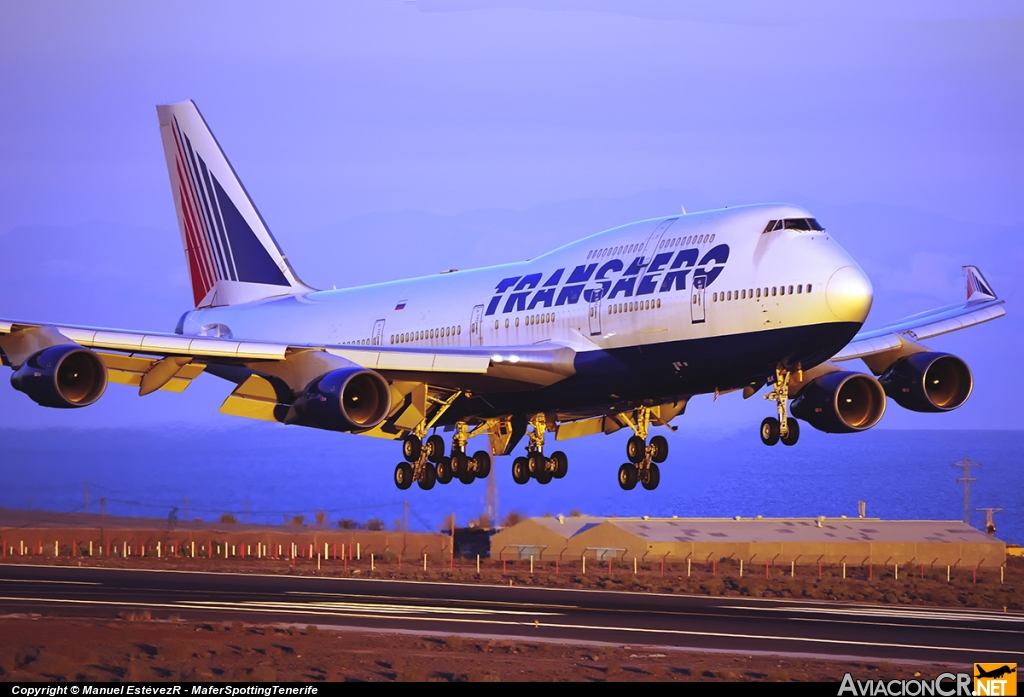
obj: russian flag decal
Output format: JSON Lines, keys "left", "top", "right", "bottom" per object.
{"left": 395, "top": 301, "right": 407, "bottom": 310}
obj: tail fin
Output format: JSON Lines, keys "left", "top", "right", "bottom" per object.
{"left": 964, "top": 265, "right": 997, "bottom": 305}
{"left": 156, "top": 100, "right": 312, "bottom": 308}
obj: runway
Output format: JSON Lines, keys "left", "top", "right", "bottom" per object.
{"left": 0, "top": 564, "right": 1020, "bottom": 664}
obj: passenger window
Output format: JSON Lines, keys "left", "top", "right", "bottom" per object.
{"left": 656, "top": 299, "right": 661, "bottom": 308}
{"left": 726, "top": 291, "right": 731, "bottom": 301}
{"left": 807, "top": 284, "right": 812, "bottom": 293}
{"left": 741, "top": 290, "right": 745, "bottom": 299}
{"left": 756, "top": 288, "right": 761, "bottom": 298}
{"left": 789, "top": 285, "right": 794, "bottom": 295}
{"left": 710, "top": 234, "right": 715, "bottom": 243}
{"left": 772, "top": 287, "right": 777, "bottom": 296}
{"left": 797, "top": 285, "right": 802, "bottom": 294}
{"left": 713, "top": 292, "right": 718, "bottom": 302}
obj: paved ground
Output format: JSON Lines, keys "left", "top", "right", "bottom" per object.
{"left": 1, "top": 563, "right": 1020, "bottom": 664}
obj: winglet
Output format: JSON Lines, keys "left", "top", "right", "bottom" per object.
{"left": 964, "top": 266, "right": 997, "bottom": 305}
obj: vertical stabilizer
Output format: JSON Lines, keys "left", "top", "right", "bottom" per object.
{"left": 156, "top": 100, "right": 313, "bottom": 308}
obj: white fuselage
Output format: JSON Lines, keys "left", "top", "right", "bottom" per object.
{"left": 180, "top": 204, "right": 872, "bottom": 367}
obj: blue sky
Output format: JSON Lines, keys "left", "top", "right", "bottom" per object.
{"left": 0, "top": 1, "right": 1021, "bottom": 430}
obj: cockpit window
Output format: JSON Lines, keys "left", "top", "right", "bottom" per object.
{"left": 764, "top": 218, "right": 825, "bottom": 233}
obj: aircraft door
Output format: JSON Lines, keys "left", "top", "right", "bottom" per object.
{"left": 588, "top": 289, "right": 603, "bottom": 335}
{"left": 641, "top": 217, "right": 677, "bottom": 263}
{"left": 372, "top": 319, "right": 386, "bottom": 345}
{"left": 470, "top": 304, "right": 484, "bottom": 345}
{"left": 691, "top": 277, "right": 706, "bottom": 324}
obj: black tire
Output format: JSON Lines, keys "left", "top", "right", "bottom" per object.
{"left": 425, "top": 434, "right": 446, "bottom": 463}
{"left": 472, "top": 450, "right": 492, "bottom": 479}
{"left": 626, "top": 435, "right": 647, "bottom": 464}
{"left": 642, "top": 463, "right": 661, "bottom": 490}
{"left": 402, "top": 436, "right": 421, "bottom": 462}
{"left": 512, "top": 457, "right": 530, "bottom": 485}
{"left": 618, "top": 463, "right": 638, "bottom": 490}
{"left": 650, "top": 435, "right": 669, "bottom": 463}
{"left": 760, "top": 417, "right": 780, "bottom": 446}
{"left": 418, "top": 463, "right": 437, "bottom": 490}
{"left": 781, "top": 418, "right": 800, "bottom": 446}
{"left": 435, "top": 456, "right": 453, "bottom": 484}
{"left": 394, "top": 462, "right": 413, "bottom": 490}
{"left": 527, "top": 451, "right": 546, "bottom": 478}
{"left": 451, "top": 452, "right": 468, "bottom": 478}
{"left": 535, "top": 468, "right": 552, "bottom": 485}
{"left": 551, "top": 451, "right": 568, "bottom": 479}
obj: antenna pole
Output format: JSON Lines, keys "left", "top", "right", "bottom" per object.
{"left": 952, "top": 459, "right": 980, "bottom": 525}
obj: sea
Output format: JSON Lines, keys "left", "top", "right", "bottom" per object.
{"left": 0, "top": 426, "right": 1020, "bottom": 544}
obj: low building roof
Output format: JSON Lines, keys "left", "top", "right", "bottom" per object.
{"left": 515, "top": 517, "right": 999, "bottom": 544}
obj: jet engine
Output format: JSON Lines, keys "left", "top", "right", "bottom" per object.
{"left": 294, "top": 367, "right": 391, "bottom": 432}
{"left": 10, "top": 345, "right": 108, "bottom": 408}
{"left": 878, "top": 352, "right": 972, "bottom": 413}
{"left": 790, "top": 371, "right": 886, "bottom": 434}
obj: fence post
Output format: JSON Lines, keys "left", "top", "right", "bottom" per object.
{"left": 633, "top": 557, "right": 637, "bottom": 575}
{"left": 842, "top": 562, "right": 846, "bottom": 579}
{"left": 582, "top": 555, "right": 585, "bottom": 574}
{"left": 477, "top": 554, "right": 480, "bottom": 574}
{"left": 739, "top": 559, "right": 743, "bottom": 577}
{"left": 530, "top": 555, "right": 534, "bottom": 574}
{"left": 371, "top": 553, "right": 375, "bottom": 572}
{"left": 357, "top": 543, "right": 361, "bottom": 561}
{"left": 423, "top": 553, "right": 427, "bottom": 571}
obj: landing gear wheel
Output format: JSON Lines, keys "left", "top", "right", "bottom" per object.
{"left": 760, "top": 417, "right": 780, "bottom": 446}
{"left": 435, "top": 456, "right": 453, "bottom": 484}
{"left": 512, "top": 457, "right": 531, "bottom": 485}
{"left": 551, "top": 451, "right": 568, "bottom": 479}
{"left": 535, "top": 463, "right": 552, "bottom": 485}
{"left": 401, "top": 436, "right": 422, "bottom": 462}
{"left": 451, "top": 452, "right": 468, "bottom": 479}
{"left": 527, "top": 451, "right": 546, "bottom": 478}
{"left": 626, "top": 435, "right": 647, "bottom": 464}
{"left": 642, "top": 463, "right": 661, "bottom": 490}
{"left": 618, "top": 463, "right": 638, "bottom": 490}
{"left": 394, "top": 462, "right": 413, "bottom": 490}
{"left": 418, "top": 462, "right": 437, "bottom": 490}
{"left": 781, "top": 418, "right": 800, "bottom": 446}
{"left": 425, "top": 435, "right": 446, "bottom": 463}
{"left": 472, "top": 451, "right": 491, "bottom": 479}
{"left": 459, "top": 467, "right": 475, "bottom": 485}
{"left": 650, "top": 435, "right": 669, "bottom": 463}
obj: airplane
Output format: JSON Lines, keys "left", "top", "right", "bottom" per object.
{"left": 0, "top": 101, "right": 1006, "bottom": 492}
{"left": 976, "top": 665, "right": 1016, "bottom": 680}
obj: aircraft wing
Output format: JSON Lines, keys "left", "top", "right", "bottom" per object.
{"left": 831, "top": 266, "right": 1005, "bottom": 368}
{"left": 0, "top": 318, "right": 577, "bottom": 395}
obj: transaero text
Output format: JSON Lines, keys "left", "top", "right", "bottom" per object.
{"left": 10, "top": 688, "right": 318, "bottom": 697}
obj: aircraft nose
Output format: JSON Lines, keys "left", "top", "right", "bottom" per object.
{"left": 826, "top": 265, "right": 873, "bottom": 322}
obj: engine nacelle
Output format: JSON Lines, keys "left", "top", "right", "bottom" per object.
{"left": 10, "top": 345, "right": 108, "bottom": 408}
{"left": 791, "top": 371, "right": 886, "bottom": 434}
{"left": 293, "top": 367, "right": 391, "bottom": 432}
{"left": 879, "top": 352, "right": 973, "bottom": 413}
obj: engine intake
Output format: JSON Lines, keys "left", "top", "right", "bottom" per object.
{"left": 11, "top": 345, "right": 108, "bottom": 408}
{"left": 294, "top": 367, "right": 391, "bottom": 432}
{"left": 879, "top": 352, "right": 973, "bottom": 413}
{"left": 791, "top": 371, "right": 886, "bottom": 434}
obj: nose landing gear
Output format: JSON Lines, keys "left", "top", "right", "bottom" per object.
{"left": 617, "top": 407, "right": 668, "bottom": 490}
{"left": 761, "top": 365, "right": 801, "bottom": 446}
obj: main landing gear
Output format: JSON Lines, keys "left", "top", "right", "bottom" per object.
{"left": 617, "top": 407, "right": 668, "bottom": 491}
{"left": 394, "top": 422, "right": 492, "bottom": 491}
{"left": 760, "top": 365, "right": 800, "bottom": 447}
{"left": 511, "top": 415, "right": 569, "bottom": 486}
